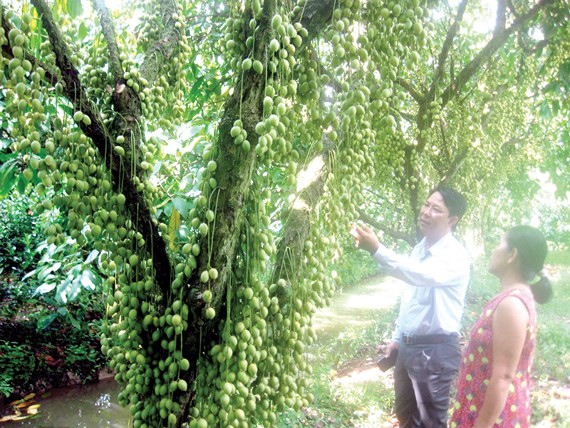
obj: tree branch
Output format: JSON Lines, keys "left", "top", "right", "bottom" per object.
{"left": 395, "top": 77, "right": 424, "bottom": 104}
{"left": 356, "top": 208, "right": 416, "bottom": 246}
{"left": 31, "top": 0, "right": 172, "bottom": 295}
{"left": 495, "top": 0, "right": 507, "bottom": 37}
{"left": 138, "top": 0, "right": 182, "bottom": 85}
{"left": 441, "top": 0, "right": 555, "bottom": 107}
{"left": 297, "top": 0, "right": 335, "bottom": 42}
{"left": 429, "top": 0, "right": 469, "bottom": 104}
{"left": 92, "top": 0, "right": 123, "bottom": 81}
{"left": 269, "top": 139, "right": 334, "bottom": 300}
{"left": 440, "top": 145, "right": 470, "bottom": 184}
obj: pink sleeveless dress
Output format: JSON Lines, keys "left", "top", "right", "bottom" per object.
{"left": 450, "top": 288, "right": 537, "bottom": 427}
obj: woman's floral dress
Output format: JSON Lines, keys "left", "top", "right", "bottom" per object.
{"left": 450, "top": 288, "right": 536, "bottom": 427}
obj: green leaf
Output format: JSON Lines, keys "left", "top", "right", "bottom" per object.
{"left": 59, "top": 104, "right": 74, "bottom": 116}
{"left": 172, "top": 197, "right": 193, "bottom": 218}
{"left": 65, "top": 312, "right": 81, "bottom": 329}
{"left": 37, "top": 313, "right": 58, "bottom": 331}
{"left": 28, "top": 9, "right": 43, "bottom": 51}
{"left": 79, "top": 269, "right": 98, "bottom": 291}
{"left": 85, "top": 250, "right": 99, "bottom": 264}
{"left": 17, "top": 174, "right": 27, "bottom": 193}
{"left": 37, "top": 262, "right": 62, "bottom": 281}
{"left": 57, "top": 265, "right": 82, "bottom": 303}
{"left": 67, "top": 0, "right": 83, "bottom": 18}
{"left": 0, "top": 159, "right": 19, "bottom": 197}
{"left": 78, "top": 22, "right": 88, "bottom": 39}
{"left": 35, "top": 282, "right": 57, "bottom": 295}
{"left": 539, "top": 101, "right": 552, "bottom": 119}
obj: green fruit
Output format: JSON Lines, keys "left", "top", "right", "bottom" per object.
{"left": 269, "top": 39, "right": 280, "bottom": 52}
{"left": 178, "top": 379, "right": 188, "bottom": 391}
{"left": 198, "top": 223, "right": 208, "bottom": 236}
{"left": 231, "top": 126, "right": 242, "bottom": 137}
{"left": 30, "top": 140, "right": 41, "bottom": 154}
{"left": 253, "top": 60, "right": 263, "bottom": 74}
{"left": 205, "top": 307, "right": 215, "bottom": 319}
{"left": 172, "top": 314, "right": 182, "bottom": 326}
{"left": 241, "top": 58, "right": 252, "bottom": 71}
{"left": 129, "top": 254, "right": 139, "bottom": 266}
{"left": 179, "top": 358, "right": 190, "bottom": 371}
{"left": 271, "top": 15, "right": 282, "bottom": 30}
{"left": 191, "top": 244, "right": 201, "bottom": 256}
{"left": 23, "top": 168, "right": 33, "bottom": 181}
{"left": 73, "top": 111, "right": 84, "bottom": 123}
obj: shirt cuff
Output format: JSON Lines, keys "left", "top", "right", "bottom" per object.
{"left": 372, "top": 243, "right": 391, "bottom": 261}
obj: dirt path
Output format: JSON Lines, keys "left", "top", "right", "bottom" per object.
{"left": 312, "top": 274, "right": 401, "bottom": 342}
{"left": 310, "top": 274, "right": 402, "bottom": 427}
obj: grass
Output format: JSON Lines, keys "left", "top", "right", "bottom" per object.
{"left": 278, "top": 249, "right": 570, "bottom": 427}
{"left": 532, "top": 250, "right": 570, "bottom": 427}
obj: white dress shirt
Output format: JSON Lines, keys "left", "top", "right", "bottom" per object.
{"left": 372, "top": 232, "right": 471, "bottom": 341}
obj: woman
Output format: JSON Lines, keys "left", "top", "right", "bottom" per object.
{"left": 450, "top": 225, "right": 552, "bottom": 428}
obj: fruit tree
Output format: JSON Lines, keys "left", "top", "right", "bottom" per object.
{"left": 0, "top": 0, "right": 567, "bottom": 427}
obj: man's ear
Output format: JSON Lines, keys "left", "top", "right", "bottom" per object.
{"left": 448, "top": 215, "right": 459, "bottom": 228}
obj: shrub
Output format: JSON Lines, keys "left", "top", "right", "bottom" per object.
{"left": 0, "top": 340, "right": 35, "bottom": 397}
{"left": 0, "top": 194, "right": 43, "bottom": 278}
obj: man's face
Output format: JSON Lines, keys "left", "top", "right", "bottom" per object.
{"left": 418, "top": 191, "right": 457, "bottom": 240}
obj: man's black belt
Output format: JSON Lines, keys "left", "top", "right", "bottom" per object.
{"left": 401, "top": 333, "right": 458, "bottom": 345}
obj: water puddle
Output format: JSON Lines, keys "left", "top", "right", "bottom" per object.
{"left": 0, "top": 378, "right": 131, "bottom": 427}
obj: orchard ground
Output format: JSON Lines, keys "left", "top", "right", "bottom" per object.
{"left": 279, "top": 271, "right": 570, "bottom": 428}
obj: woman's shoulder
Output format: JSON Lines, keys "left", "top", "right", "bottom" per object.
{"left": 493, "top": 288, "right": 535, "bottom": 322}
{"left": 484, "top": 287, "right": 534, "bottom": 313}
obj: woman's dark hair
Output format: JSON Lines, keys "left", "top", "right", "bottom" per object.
{"left": 506, "top": 225, "right": 552, "bottom": 304}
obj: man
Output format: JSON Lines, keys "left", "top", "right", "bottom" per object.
{"left": 351, "top": 185, "right": 470, "bottom": 428}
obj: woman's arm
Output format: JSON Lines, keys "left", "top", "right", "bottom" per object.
{"left": 473, "top": 295, "right": 530, "bottom": 428}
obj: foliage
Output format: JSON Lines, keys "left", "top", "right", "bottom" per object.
{"left": 0, "top": 340, "right": 35, "bottom": 397}
{"left": 0, "top": 318, "right": 105, "bottom": 401}
{"left": 332, "top": 245, "right": 379, "bottom": 288}
{"left": 0, "top": 193, "right": 42, "bottom": 278}
{"left": 533, "top": 250, "right": 570, "bottom": 382}
{"left": 25, "top": 241, "right": 103, "bottom": 329}
{"left": 0, "top": 0, "right": 568, "bottom": 427}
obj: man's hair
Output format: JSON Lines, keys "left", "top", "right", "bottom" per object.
{"left": 430, "top": 185, "right": 467, "bottom": 221}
